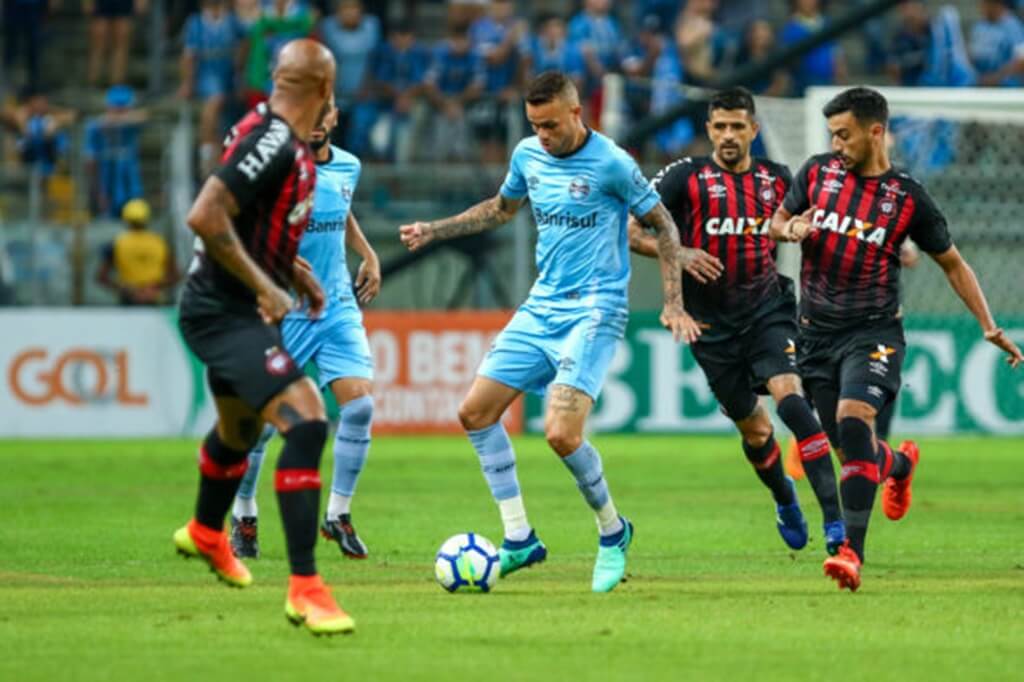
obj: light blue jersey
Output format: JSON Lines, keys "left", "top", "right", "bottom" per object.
{"left": 288, "top": 144, "right": 361, "bottom": 319}
{"left": 283, "top": 144, "right": 372, "bottom": 386}
{"left": 482, "top": 130, "right": 659, "bottom": 399}
{"left": 499, "top": 130, "right": 660, "bottom": 312}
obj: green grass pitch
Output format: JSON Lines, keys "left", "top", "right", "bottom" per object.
{"left": 0, "top": 435, "right": 1021, "bottom": 681}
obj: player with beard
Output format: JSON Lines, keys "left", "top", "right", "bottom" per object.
{"left": 771, "top": 87, "right": 1022, "bottom": 591}
{"left": 228, "top": 99, "right": 381, "bottom": 563}
{"left": 174, "top": 40, "right": 356, "bottom": 635}
{"left": 630, "top": 87, "right": 846, "bottom": 555}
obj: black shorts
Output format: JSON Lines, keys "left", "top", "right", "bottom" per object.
{"left": 94, "top": 0, "right": 134, "bottom": 18}
{"left": 690, "top": 298, "right": 799, "bottom": 422}
{"left": 798, "top": 318, "right": 905, "bottom": 412}
{"left": 178, "top": 290, "right": 305, "bottom": 411}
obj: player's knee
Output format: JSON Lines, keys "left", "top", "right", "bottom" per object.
{"left": 339, "top": 395, "right": 373, "bottom": 441}
{"left": 767, "top": 374, "right": 802, "bottom": 402}
{"left": 458, "top": 399, "right": 498, "bottom": 432}
{"left": 836, "top": 398, "right": 875, "bottom": 424}
{"left": 545, "top": 423, "right": 582, "bottom": 457}
{"left": 739, "top": 419, "right": 773, "bottom": 449}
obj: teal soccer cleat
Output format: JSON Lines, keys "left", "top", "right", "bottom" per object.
{"left": 498, "top": 530, "right": 547, "bottom": 577}
{"left": 592, "top": 517, "right": 633, "bottom": 593}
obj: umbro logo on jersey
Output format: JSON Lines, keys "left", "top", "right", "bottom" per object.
{"left": 822, "top": 178, "right": 845, "bottom": 193}
{"left": 568, "top": 176, "right": 591, "bottom": 200}
{"left": 708, "top": 184, "right": 728, "bottom": 199}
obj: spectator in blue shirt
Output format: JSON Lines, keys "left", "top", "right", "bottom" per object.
{"left": 319, "top": 0, "right": 381, "bottom": 155}
{"left": 0, "top": 92, "right": 76, "bottom": 178}
{"left": 887, "top": 1, "right": 931, "bottom": 86}
{"left": 523, "top": 13, "right": 586, "bottom": 87}
{"left": 468, "top": 0, "right": 526, "bottom": 163}
{"left": 780, "top": 0, "right": 848, "bottom": 95}
{"left": 971, "top": 0, "right": 1024, "bottom": 86}
{"left": 650, "top": 21, "right": 697, "bottom": 161}
{"left": 179, "top": 0, "right": 245, "bottom": 177}
{"left": 621, "top": 15, "right": 666, "bottom": 121}
{"left": 567, "top": 0, "right": 625, "bottom": 113}
{"left": 425, "top": 22, "right": 485, "bottom": 160}
{"left": 370, "top": 19, "right": 430, "bottom": 162}
{"left": 85, "top": 86, "right": 146, "bottom": 218}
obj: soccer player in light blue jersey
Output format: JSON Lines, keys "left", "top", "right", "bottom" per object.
{"left": 229, "top": 102, "right": 382, "bottom": 560}
{"left": 400, "top": 71, "right": 698, "bottom": 592}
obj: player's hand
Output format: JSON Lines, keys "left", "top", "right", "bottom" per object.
{"left": 355, "top": 256, "right": 381, "bottom": 304}
{"left": 660, "top": 305, "right": 701, "bottom": 344}
{"left": 399, "top": 221, "right": 433, "bottom": 251}
{"left": 679, "top": 247, "right": 723, "bottom": 284}
{"left": 984, "top": 328, "right": 1024, "bottom": 369}
{"left": 257, "top": 283, "right": 294, "bottom": 325}
{"left": 292, "top": 261, "right": 325, "bottom": 319}
{"left": 782, "top": 207, "right": 816, "bottom": 242}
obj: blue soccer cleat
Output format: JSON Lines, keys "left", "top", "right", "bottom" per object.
{"left": 776, "top": 478, "right": 808, "bottom": 550}
{"left": 592, "top": 517, "right": 633, "bottom": 593}
{"left": 499, "top": 530, "right": 547, "bottom": 577}
{"left": 823, "top": 519, "right": 847, "bottom": 556}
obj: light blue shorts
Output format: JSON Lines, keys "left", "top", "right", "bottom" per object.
{"left": 281, "top": 305, "right": 373, "bottom": 389}
{"left": 477, "top": 303, "right": 628, "bottom": 400}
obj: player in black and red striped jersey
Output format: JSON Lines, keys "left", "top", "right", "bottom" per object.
{"left": 174, "top": 40, "right": 355, "bottom": 635}
{"left": 630, "top": 88, "right": 846, "bottom": 556}
{"left": 771, "top": 87, "right": 1023, "bottom": 591}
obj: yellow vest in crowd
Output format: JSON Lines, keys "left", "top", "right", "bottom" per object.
{"left": 113, "top": 230, "right": 168, "bottom": 288}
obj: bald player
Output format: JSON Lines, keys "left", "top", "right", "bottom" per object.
{"left": 174, "top": 40, "right": 354, "bottom": 636}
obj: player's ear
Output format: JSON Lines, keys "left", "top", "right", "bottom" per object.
{"left": 750, "top": 118, "right": 760, "bottom": 139}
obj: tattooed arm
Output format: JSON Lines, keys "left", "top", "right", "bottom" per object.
{"left": 187, "top": 175, "right": 293, "bottom": 323}
{"left": 635, "top": 202, "right": 702, "bottom": 344}
{"left": 399, "top": 193, "right": 523, "bottom": 251}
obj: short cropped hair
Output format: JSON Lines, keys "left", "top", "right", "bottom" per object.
{"left": 708, "top": 87, "right": 756, "bottom": 117}
{"left": 822, "top": 87, "right": 889, "bottom": 127}
{"left": 525, "top": 71, "right": 578, "bottom": 106}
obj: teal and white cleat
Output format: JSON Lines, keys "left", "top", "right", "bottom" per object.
{"left": 592, "top": 517, "right": 633, "bottom": 593}
{"left": 498, "top": 530, "right": 547, "bottom": 578}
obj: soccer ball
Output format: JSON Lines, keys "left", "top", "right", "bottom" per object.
{"left": 433, "top": 532, "right": 500, "bottom": 593}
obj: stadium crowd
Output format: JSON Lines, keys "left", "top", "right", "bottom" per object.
{"left": 4, "top": 0, "right": 1024, "bottom": 177}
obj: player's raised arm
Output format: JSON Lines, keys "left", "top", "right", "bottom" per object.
{"left": 186, "top": 176, "right": 293, "bottom": 323}
{"left": 930, "top": 245, "right": 1023, "bottom": 368}
{"left": 399, "top": 193, "right": 523, "bottom": 251}
{"left": 346, "top": 212, "right": 381, "bottom": 304}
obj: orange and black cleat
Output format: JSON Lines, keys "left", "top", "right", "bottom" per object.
{"left": 174, "top": 519, "right": 253, "bottom": 588}
{"left": 882, "top": 440, "right": 920, "bottom": 521}
{"left": 823, "top": 541, "right": 862, "bottom": 592}
{"left": 285, "top": 574, "right": 355, "bottom": 636}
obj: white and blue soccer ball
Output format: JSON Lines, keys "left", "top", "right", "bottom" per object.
{"left": 434, "top": 532, "right": 500, "bottom": 593}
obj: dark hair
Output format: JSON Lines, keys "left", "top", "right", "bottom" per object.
{"left": 708, "top": 87, "right": 756, "bottom": 116}
{"left": 534, "top": 11, "right": 562, "bottom": 29}
{"left": 525, "top": 71, "right": 576, "bottom": 105}
{"left": 822, "top": 87, "right": 889, "bottom": 127}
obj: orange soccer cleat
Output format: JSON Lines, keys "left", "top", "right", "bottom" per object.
{"left": 784, "top": 437, "right": 806, "bottom": 480}
{"left": 823, "top": 541, "right": 862, "bottom": 592}
{"left": 882, "top": 440, "right": 920, "bottom": 521}
{"left": 174, "top": 519, "right": 253, "bottom": 588}
{"left": 285, "top": 575, "right": 355, "bottom": 636}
